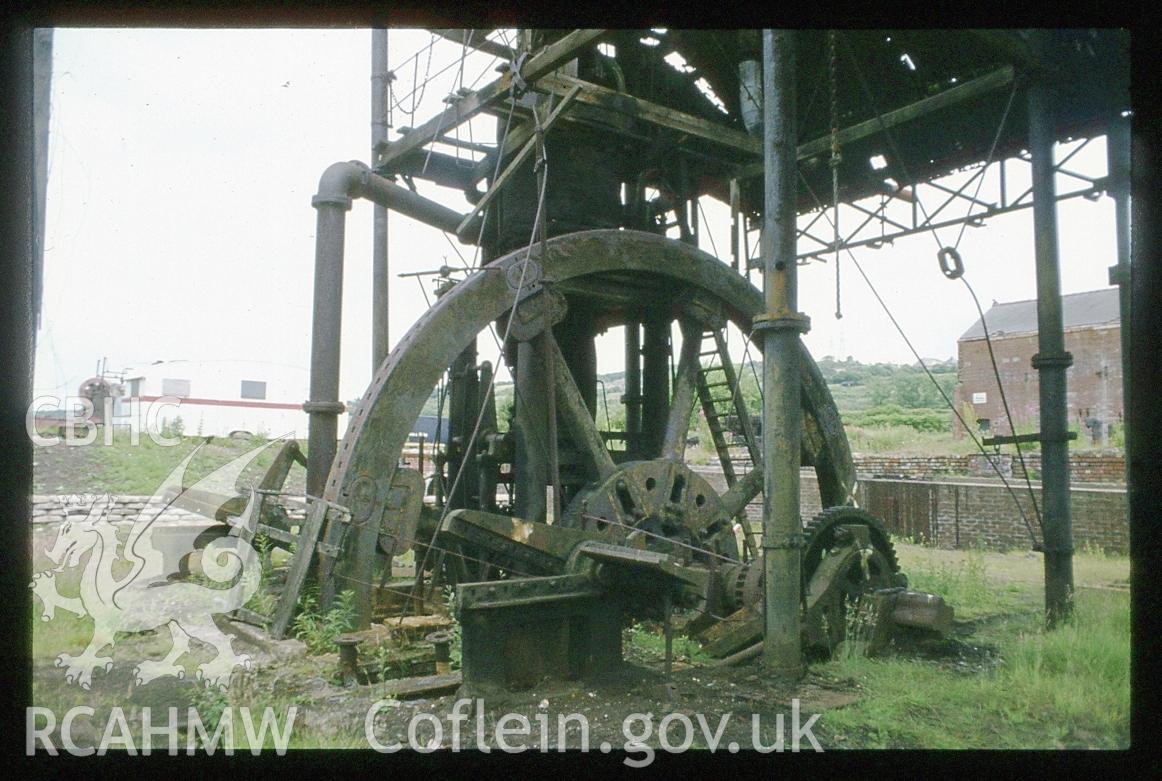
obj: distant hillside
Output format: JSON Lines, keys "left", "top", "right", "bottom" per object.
{"left": 420, "top": 355, "right": 958, "bottom": 425}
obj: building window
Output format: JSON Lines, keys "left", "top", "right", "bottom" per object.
{"left": 972, "top": 391, "right": 987, "bottom": 404}
{"left": 240, "top": 380, "right": 267, "bottom": 400}
{"left": 162, "top": 378, "right": 191, "bottom": 398}
{"left": 128, "top": 378, "right": 141, "bottom": 397}
{"left": 977, "top": 418, "right": 990, "bottom": 433}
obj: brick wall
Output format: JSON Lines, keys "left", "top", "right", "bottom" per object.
{"left": 1011, "top": 451, "right": 1126, "bottom": 483}
{"left": 690, "top": 466, "right": 824, "bottom": 525}
{"left": 956, "top": 323, "right": 1123, "bottom": 438}
{"left": 851, "top": 452, "right": 1125, "bottom": 484}
{"left": 857, "top": 478, "right": 1128, "bottom": 554}
{"left": 693, "top": 464, "right": 1127, "bottom": 555}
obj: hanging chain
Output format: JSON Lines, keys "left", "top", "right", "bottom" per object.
{"left": 829, "top": 30, "right": 843, "bottom": 320}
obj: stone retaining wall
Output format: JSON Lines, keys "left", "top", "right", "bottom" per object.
{"left": 30, "top": 494, "right": 306, "bottom": 525}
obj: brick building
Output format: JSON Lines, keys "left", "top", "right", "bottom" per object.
{"left": 953, "top": 288, "right": 1122, "bottom": 443}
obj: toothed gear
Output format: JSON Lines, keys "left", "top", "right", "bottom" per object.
{"left": 801, "top": 506, "right": 903, "bottom": 590}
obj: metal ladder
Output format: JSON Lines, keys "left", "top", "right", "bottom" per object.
{"left": 693, "top": 327, "right": 762, "bottom": 559}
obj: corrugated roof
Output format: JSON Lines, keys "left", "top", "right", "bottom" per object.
{"left": 959, "top": 287, "right": 1120, "bottom": 341}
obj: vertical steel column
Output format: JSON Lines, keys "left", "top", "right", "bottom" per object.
{"left": 305, "top": 199, "right": 352, "bottom": 498}
{"left": 641, "top": 312, "right": 671, "bottom": 457}
{"left": 1027, "top": 61, "right": 1074, "bottom": 627}
{"left": 514, "top": 338, "right": 549, "bottom": 523}
{"left": 32, "top": 29, "right": 52, "bottom": 330}
{"left": 623, "top": 316, "right": 642, "bottom": 456}
{"left": 3, "top": 26, "right": 38, "bottom": 730}
{"left": 447, "top": 343, "right": 480, "bottom": 510}
{"left": 1106, "top": 115, "right": 1131, "bottom": 480}
{"left": 371, "top": 29, "right": 390, "bottom": 371}
{"left": 757, "top": 29, "right": 809, "bottom": 674}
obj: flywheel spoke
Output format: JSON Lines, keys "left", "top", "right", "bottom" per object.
{"left": 660, "top": 319, "right": 703, "bottom": 463}
{"left": 547, "top": 333, "right": 617, "bottom": 481}
{"left": 718, "top": 466, "right": 763, "bottom": 520}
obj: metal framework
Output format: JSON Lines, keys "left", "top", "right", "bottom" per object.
{"left": 275, "top": 28, "right": 1129, "bottom": 678}
{"left": 786, "top": 134, "right": 1111, "bottom": 265}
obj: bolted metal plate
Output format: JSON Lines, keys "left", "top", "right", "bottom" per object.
{"left": 562, "top": 459, "right": 738, "bottom": 562}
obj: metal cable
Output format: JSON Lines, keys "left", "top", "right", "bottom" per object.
{"left": 959, "top": 276, "right": 1044, "bottom": 533}
{"left": 696, "top": 199, "right": 718, "bottom": 258}
{"left": 829, "top": 30, "right": 843, "bottom": 320}
{"left": 403, "top": 108, "right": 553, "bottom": 618}
{"left": 791, "top": 48, "right": 1043, "bottom": 545}
{"left": 796, "top": 173, "right": 1042, "bottom": 548}
{"left": 578, "top": 512, "right": 742, "bottom": 567}
{"left": 952, "top": 82, "right": 1019, "bottom": 251}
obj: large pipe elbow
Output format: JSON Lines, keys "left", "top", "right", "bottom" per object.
{"left": 313, "top": 159, "right": 474, "bottom": 239}
{"left": 313, "top": 160, "right": 368, "bottom": 210}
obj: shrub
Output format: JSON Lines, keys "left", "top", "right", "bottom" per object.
{"left": 844, "top": 405, "right": 949, "bottom": 432}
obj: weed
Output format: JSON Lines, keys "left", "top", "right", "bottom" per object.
{"left": 162, "top": 416, "right": 185, "bottom": 440}
{"left": 187, "top": 684, "right": 232, "bottom": 748}
{"left": 442, "top": 586, "right": 462, "bottom": 670}
{"left": 840, "top": 595, "right": 878, "bottom": 660}
{"left": 907, "top": 548, "right": 1001, "bottom": 618}
{"left": 625, "top": 621, "right": 712, "bottom": 665}
{"left": 291, "top": 589, "right": 357, "bottom": 654}
{"left": 1077, "top": 539, "right": 1110, "bottom": 560}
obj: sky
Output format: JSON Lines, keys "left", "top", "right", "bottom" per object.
{"left": 33, "top": 28, "right": 1120, "bottom": 408}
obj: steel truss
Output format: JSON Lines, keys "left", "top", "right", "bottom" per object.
{"left": 767, "top": 134, "right": 1107, "bottom": 266}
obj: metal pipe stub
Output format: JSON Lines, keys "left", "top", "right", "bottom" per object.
{"left": 426, "top": 630, "right": 455, "bottom": 675}
{"left": 334, "top": 633, "right": 364, "bottom": 686}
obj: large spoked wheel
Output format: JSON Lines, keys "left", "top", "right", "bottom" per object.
{"left": 319, "top": 230, "right": 857, "bottom": 619}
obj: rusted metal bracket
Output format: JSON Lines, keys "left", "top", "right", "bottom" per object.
{"left": 983, "top": 430, "right": 1077, "bottom": 447}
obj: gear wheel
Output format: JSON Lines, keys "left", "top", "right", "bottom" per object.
{"left": 801, "top": 506, "right": 904, "bottom": 592}
{"left": 800, "top": 506, "right": 903, "bottom": 652}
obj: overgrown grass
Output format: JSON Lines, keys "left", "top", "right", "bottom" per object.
{"left": 818, "top": 589, "right": 1130, "bottom": 748}
{"left": 844, "top": 425, "right": 979, "bottom": 456}
{"left": 42, "top": 432, "right": 309, "bottom": 495}
{"left": 904, "top": 548, "right": 1023, "bottom": 619}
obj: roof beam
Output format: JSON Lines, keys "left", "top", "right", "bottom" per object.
{"left": 739, "top": 65, "right": 1016, "bottom": 179}
{"left": 375, "top": 29, "right": 606, "bottom": 170}
{"left": 430, "top": 29, "right": 515, "bottom": 61}
{"left": 535, "top": 72, "right": 762, "bottom": 157}
{"left": 968, "top": 30, "right": 1037, "bottom": 70}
